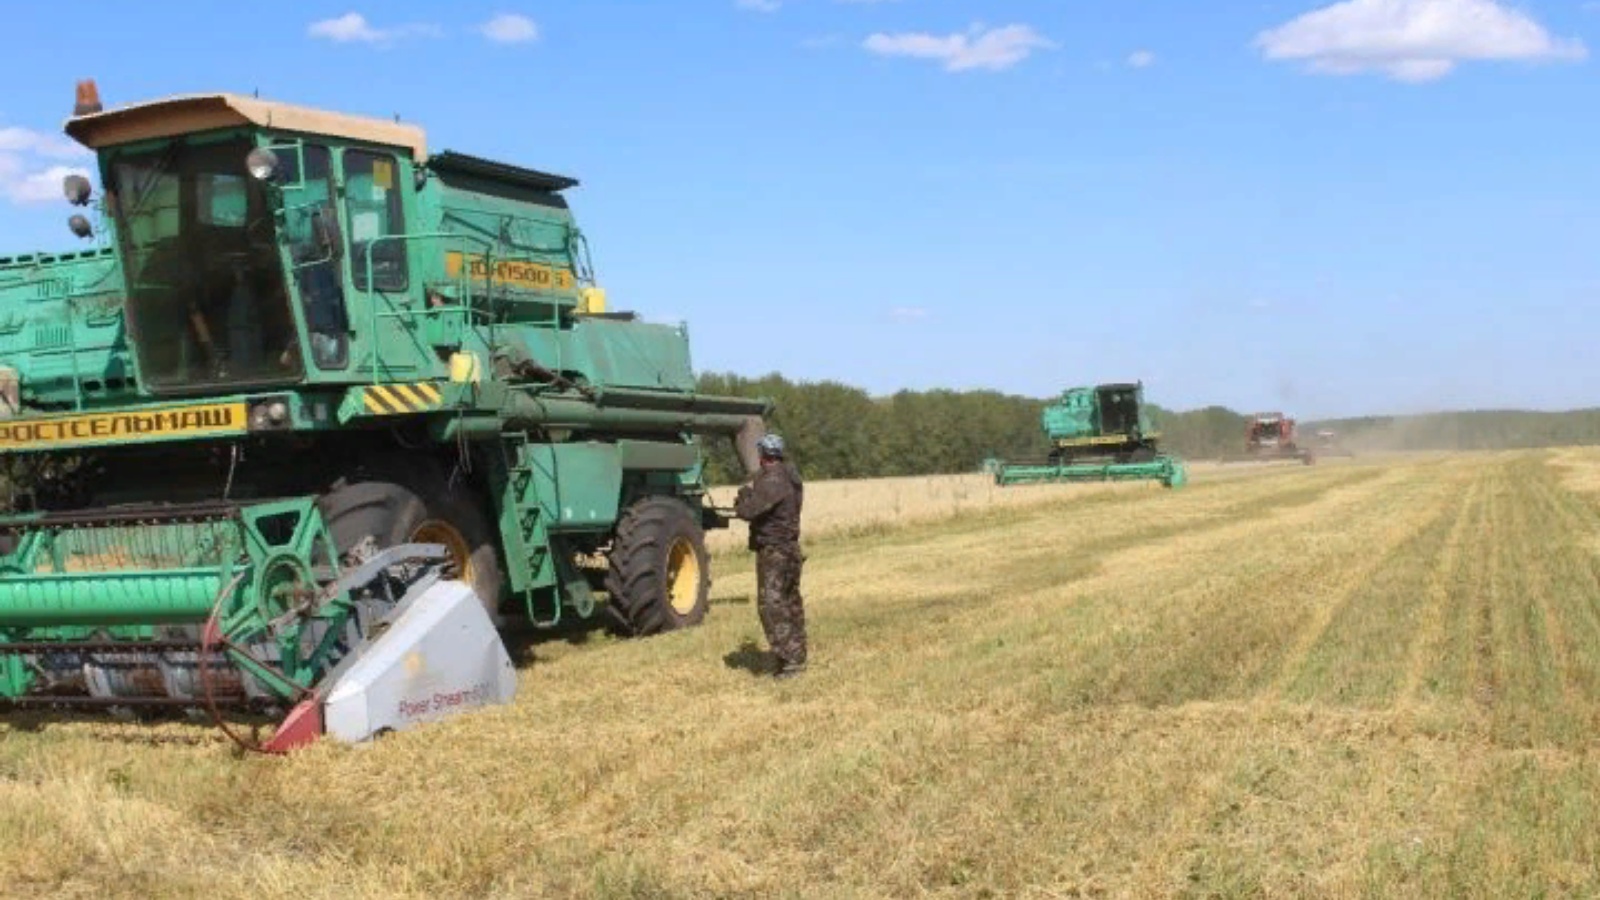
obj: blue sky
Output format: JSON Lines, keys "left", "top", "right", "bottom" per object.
{"left": 0, "top": 1, "right": 1595, "bottom": 418}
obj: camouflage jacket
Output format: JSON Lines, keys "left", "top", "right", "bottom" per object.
{"left": 733, "top": 461, "right": 804, "bottom": 550}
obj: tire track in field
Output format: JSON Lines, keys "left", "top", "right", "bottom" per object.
{"left": 1506, "top": 457, "right": 1600, "bottom": 738}
{"left": 1470, "top": 460, "right": 1570, "bottom": 745}
{"left": 1470, "top": 468, "right": 1504, "bottom": 717}
{"left": 1261, "top": 464, "right": 1471, "bottom": 703}
{"left": 777, "top": 467, "right": 1387, "bottom": 644}
{"left": 1527, "top": 457, "right": 1600, "bottom": 620}
{"left": 1395, "top": 474, "right": 1482, "bottom": 710}
{"left": 1486, "top": 458, "right": 1571, "bottom": 746}
{"left": 985, "top": 461, "right": 1459, "bottom": 710}
{"left": 817, "top": 463, "right": 1412, "bottom": 708}
{"left": 1543, "top": 465, "right": 1600, "bottom": 700}
{"left": 1519, "top": 463, "right": 1584, "bottom": 736}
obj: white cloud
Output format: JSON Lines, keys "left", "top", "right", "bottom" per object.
{"left": 0, "top": 126, "right": 94, "bottom": 206}
{"left": 863, "top": 23, "right": 1056, "bottom": 72}
{"left": 1255, "top": 0, "right": 1586, "bottom": 83}
{"left": 309, "top": 12, "right": 381, "bottom": 42}
{"left": 0, "top": 127, "right": 90, "bottom": 160}
{"left": 480, "top": 13, "right": 538, "bottom": 44}
{"left": 4, "top": 164, "right": 93, "bottom": 205}
{"left": 736, "top": 0, "right": 782, "bottom": 11}
{"left": 1127, "top": 49, "right": 1156, "bottom": 68}
{"left": 889, "top": 306, "right": 928, "bottom": 322}
{"left": 0, "top": 154, "right": 93, "bottom": 206}
{"left": 308, "top": 12, "right": 442, "bottom": 45}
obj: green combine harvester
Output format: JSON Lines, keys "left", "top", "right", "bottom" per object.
{"left": 994, "top": 381, "right": 1186, "bottom": 488}
{"left": 0, "top": 82, "right": 773, "bottom": 751}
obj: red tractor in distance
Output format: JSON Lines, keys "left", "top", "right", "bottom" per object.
{"left": 1245, "top": 412, "right": 1315, "bottom": 464}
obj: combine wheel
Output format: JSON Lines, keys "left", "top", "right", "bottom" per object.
{"left": 604, "top": 495, "right": 710, "bottom": 637}
{"left": 318, "top": 474, "right": 506, "bottom": 624}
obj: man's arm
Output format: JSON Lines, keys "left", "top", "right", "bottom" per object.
{"left": 733, "top": 475, "right": 785, "bottom": 520}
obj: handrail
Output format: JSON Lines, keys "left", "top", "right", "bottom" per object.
{"left": 359, "top": 231, "right": 492, "bottom": 384}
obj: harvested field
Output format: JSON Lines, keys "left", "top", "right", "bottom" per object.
{"left": 706, "top": 470, "right": 1154, "bottom": 553}
{"left": 5, "top": 449, "right": 1600, "bottom": 898}
{"left": 703, "top": 457, "right": 1368, "bottom": 553}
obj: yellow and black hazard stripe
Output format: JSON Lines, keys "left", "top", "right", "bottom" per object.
{"left": 361, "top": 381, "right": 444, "bottom": 416}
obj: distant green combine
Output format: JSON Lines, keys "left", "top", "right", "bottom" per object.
{"left": 993, "top": 382, "right": 1186, "bottom": 488}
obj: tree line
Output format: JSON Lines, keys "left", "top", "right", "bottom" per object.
{"left": 695, "top": 372, "right": 1600, "bottom": 483}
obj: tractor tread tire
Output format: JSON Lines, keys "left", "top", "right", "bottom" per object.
{"left": 604, "top": 495, "right": 710, "bottom": 638}
{"left": 317, "top": 465, "right": 506, "bottom": 625}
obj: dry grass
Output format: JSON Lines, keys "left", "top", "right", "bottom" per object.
{"left": 4, "top": 449, "right": 1600, "bottom": 897}
{"left": 1549, "top": 447, "right": 1600, "bottom": 495}
{"left": 703, "top": 458, "right": 1345, "bottom": 554}
{"left": 706, "top": 471, "right": 1158, "bottom": 554}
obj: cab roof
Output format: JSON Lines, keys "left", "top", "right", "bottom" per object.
{"left": 64, "top": 93, "right": 428, "bottom": 161}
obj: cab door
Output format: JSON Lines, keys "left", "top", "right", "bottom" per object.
{"left": 339, "top": 148, "right": 429, "bottom": 377}
{"left": 276, "top": 143, "right": 353, "bottom": 374}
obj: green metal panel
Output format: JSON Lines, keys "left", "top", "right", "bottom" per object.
{"left": 1041, "top": 387, "right": 1096, "bottom": 442}
{"left": 522, "top": 441, "right": 624, "bottom": 530}
{"left": 0, "top": 244, "right": 131, "bottom": 410}
{"left": 570, "top": 318, "right": 698, "bottom": 391}
{"left": 616, "top": 439, "right": 698, "bottom": 472}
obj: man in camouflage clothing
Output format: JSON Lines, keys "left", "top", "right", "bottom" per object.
{"left": 734, "top": 433, "right": 807, "bottom": 679}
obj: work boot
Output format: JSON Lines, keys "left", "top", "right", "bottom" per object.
{"left": 774, "top": 663, "right": 806, "bottom": 680}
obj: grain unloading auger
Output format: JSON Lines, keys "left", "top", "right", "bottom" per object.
{"left": 993, "top": 382, "right": 1186, "bottom": 489}
{"left": 0, "top": 82, "right": 773, "bottom": 751}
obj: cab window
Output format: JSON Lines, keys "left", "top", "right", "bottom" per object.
{"left": 342, "top": 150, "right": 408, "bottom": 292}
{"left": 197, "top": 175, "right": 247, "bottom": 226}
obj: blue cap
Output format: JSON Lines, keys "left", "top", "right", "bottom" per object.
{"left": 756, "top": 433, "right": 785, "bottom": 457}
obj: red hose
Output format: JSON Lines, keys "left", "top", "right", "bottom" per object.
{"left": 198, "top": 572, "right": 312, "bottom": 755}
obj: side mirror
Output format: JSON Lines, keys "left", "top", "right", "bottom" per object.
{"left": 68, "top": 215, "right": 93, "bottom": 239}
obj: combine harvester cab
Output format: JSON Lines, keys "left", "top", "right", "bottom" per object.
{"left": 995, "top": 381, "right": 1186, "bottom": 488}
{"left": 1243, "top": 412, "right": 1315, "bottom": 465}
{"left": 0, "top": 82, "right": 771, "bottom": 752}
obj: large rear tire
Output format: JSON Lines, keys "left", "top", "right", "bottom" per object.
{"left": 604, "top": 495, "right": 710, "bottom": 637}
{"left": 317, "top": 468, "right": 506, "bottom": 624}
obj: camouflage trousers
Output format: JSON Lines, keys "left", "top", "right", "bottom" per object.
{"left": 755, "top": 543, "right": 807, "bottom": 669}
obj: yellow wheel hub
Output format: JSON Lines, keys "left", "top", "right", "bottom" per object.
{"left": 411, "top": 519, "right": 475, "bottom": 584}
{"left": 666, "top": 536, "right": 701, "bottom": 615}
